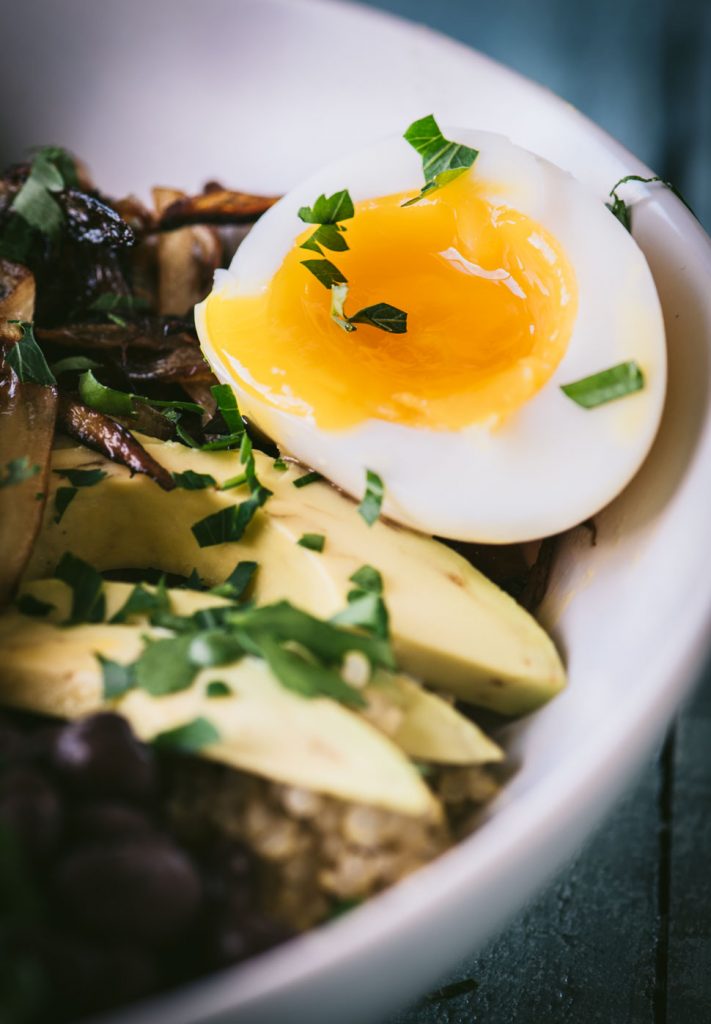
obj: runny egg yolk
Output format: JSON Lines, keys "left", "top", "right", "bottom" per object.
{"left": 203, "top": 173, "right": 578, "bottom": 431}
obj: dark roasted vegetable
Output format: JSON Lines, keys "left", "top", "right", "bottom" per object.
{"left": 0, "top": 260, "right": 36, "bottom": 341}
{"left": 60, "top": 190, "right": 136, "bottom": 248}
{"left": 156, "top": 184, "right": 279, "bottom": 230}
{"left": 37, "top": 318, "right": 196, "bottom": 353}
{"left": 123, "top": 345, "right": 213, "bottom": 385}
{"left": 57, "top": 395, "right": 175, "bottom": 491}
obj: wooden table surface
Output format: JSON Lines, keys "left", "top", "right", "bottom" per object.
{"left": 355, "top": 1, "right": 711, "bottom": 1020}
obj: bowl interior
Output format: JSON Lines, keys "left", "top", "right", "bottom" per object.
{"left": 2, "top": 2, "right": 711, "bottom": 1022}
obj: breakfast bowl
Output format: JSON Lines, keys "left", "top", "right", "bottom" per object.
{"left": 1, "top": 1, "right": 711, "bottom": 1023}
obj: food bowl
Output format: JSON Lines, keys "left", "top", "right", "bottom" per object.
{"left": 2, "top": 1, "right": 711, "bottom": 1022}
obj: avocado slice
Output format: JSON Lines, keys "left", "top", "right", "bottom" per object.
{"left": 0, "top": 580, "right": 502, "bottom": 812}
{"left": 24, "top": 438, "right": 565, "bottom": 714}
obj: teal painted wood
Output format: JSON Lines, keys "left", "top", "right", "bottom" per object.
{"left": 665, "top": 668, "right": 711, "bottom": 1022}
{"left": 388, "top": 761, "right": 662, "bottom": 1023}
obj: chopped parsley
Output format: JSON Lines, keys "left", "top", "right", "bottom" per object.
{"left": 51, "top": 355, "right": 102, "bottom": 376}
{"left": 607, "top": 174, "right": 693, "bottom": 233}
{"left": 349, "top": 565, "right": 383, "bottom": 594}
{"left": 211, "top": 383, "right": 245, "bottom": 434}
{"left": 293, "top": 471, "right": 322, "bottom": 488}
{"left": 4, "top": 321, "right": 56, "bottom": 386}
{"left": 53, "top": 486, "right": 77, "bottom": 524}
{"left": 152, "top": 716, "right": 220, "bottom": 753}
{"left": 358, "top": 469, "right": 385, "bottom": 526}
{"left": 98, "top": 654, "right": 136, "bottom": 700}
{"left": 109, "top": 580, "right": 169, "bottom": 624}
{"left": 206, "top": 680, "right": 233, "bottom": 698}
{"left": 171, "top": 469, "right": 217, "bottom": 490}
{"left": 258, "top": 635, "right": 367, "bottom": 708}
{"left": 301, "top": 257, "right": 347, "bottom": 290}
{"left": 0, "top": 457, "right": 40, "bottom": 489}
{"left": 15, "top": 593, "right": 55, "bottom": 617}
{"left": 212, "top": 560, "right": 258, "bottom": 601}
{"left": 402, "top": 114, "right": 478, "bottom": 205}
{"left": 273, "top": 457, "right": 288, "bottom": 472}
{"left": 330, "top": 283, "right": 406, "bottom": 335}
{"left": 54, "top": 552, "right": 106, "bottom": 625}
{"left": 561, "top": 361, "right": 645, "bottom": 408}
{"left": 298, "top": 190, "right": 355, "bottom": 226}
{"left": 78, "top": 369, "right": 133, "bottom": 416}
{"left": 191, "top": 487, "right": 271, "bottom": 547}
{"left": 298, "top": 532, "right": 325, "bottom": 552}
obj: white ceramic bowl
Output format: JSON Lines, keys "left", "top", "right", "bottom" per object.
{"left": 3, "top": 2, "right": 711, "bottom": 1022}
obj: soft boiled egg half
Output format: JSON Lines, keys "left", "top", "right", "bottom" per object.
{"left": 196, "top": 121, "right": 666, "bottom": 542}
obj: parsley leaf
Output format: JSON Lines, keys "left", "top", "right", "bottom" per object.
{"left": 298, "top": 190, "right": 355, "bottom": 225}
{"left": 349, "top": 565, "right": 383, "bottom": 594}
{"left": 15, "top": 593, "right": 55, "bottom": 617}
{"left": 188, "top": 630, "right": 243, "bottom": 668}
{"left": 51, "top": 355, "right": 102, "bottom": 377}
{"left": 53, "top": 486, "right": 78, "bottom": 524}
{"left": 301, "top": 223, "right": 350, "bottom": 255}
{"left": 212, "top": 560, "right": 258, "bottom": 600}
{"left": 349, "top": 302, "right": 407, "bottom": 333}
{"left": 293, "top": 471, "right": 322, "bottom": 488}
{"left": 54, "top": 467, "right": 107, "bottom": 488}
{"left": 191, "top": 487, "right": 271, "bottom": 547}
{"left": 561, "top": 361, "right": 645, "bottom": 408}
{"left": 404, "top": 113, "right": 478, "bottom": 180}
{"left": 301, "top": 258, "right": 348, "bottom": 290}
{"left": 332, "top": 590, "right": 389, "bottom": 639}
{"left": 358, "top": 469, "right": 385, "bottom": 526}
{"left": 109, "top": 581, "right": 170, "bottom": 624}
{"left": 298, "top": 533, "right": 325, "bottom": 552}
{"left": 152, "top": 716, "right": 220, "bottom": 752}
{"left": 273, "top": 458, "right": 288, "bottom": 472}
{"left": 210, "top": 384, "right": 245, "bottom": 434}
{"left": 330, "top": 284, "right": 407, "bottom": 335}
{"left": 98, "top": 654, "right": 136, "bottom": 699}
{"left": 0, "top": 457, "right": 40, "bottom": 489}
{"left": 257, "top": 635, "right": 366, "bottom": 709}
{"left": 54, "top": 552, "right": 106, "bottom": 625}
{"left": 606, "top": 174, "right": 694, "bottom": 233}
{"left": 206, "top": 680, "right": 232, "bottom": 698}
{"left": 135, "top": 634, "right": 197, "bottom": 696}
{"left": 4, "top": 322, "right": 56, "bottom": 386}
{"left": 171, "top": 469, "right": 217, "bottom": 490}
{"left": 78, "top": 370, "right": 134, "bottom": 416}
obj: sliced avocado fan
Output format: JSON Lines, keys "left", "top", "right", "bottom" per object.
{"left": 0, "top": 580, "right": 502, "bottom": 817}
{"left": 24, "top": 437, "right": 566, "bottom": 715}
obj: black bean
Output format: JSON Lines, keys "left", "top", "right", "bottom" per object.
{"left": 50, "top": 712, "right": 156, "bottom": 803}
{"left": 69, "top": 801, "right": 155, "bottom": 841}
{"left": 0, "top": 766, "right": 62, "bottom": 858}
{"left": 53, "top": 835, "right": 202, "bottom": 946}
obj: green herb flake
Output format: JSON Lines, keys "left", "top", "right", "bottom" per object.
{"left": 298, "top": 190, "right": 355, "bottom": 226}
{"left": 171, "top": 469, "right": 217, "bottom": 490}
{"left": 220, "top": 560, "right": 258, "bottom": 600}
{"left": 206, "top": 680, "right": 233, "bottom": 698}
{"left": 135, "top": 634, "right": 197, "bottom": 696}
{"left": 54, "top": 552, "right": 106, "bottom": 625}
{"left": 402, "top": 114, "right": 478, "bottom": 205}
{"left": 293, "top": 471, "right": 322, "bottom": 488}
{"left": 200, "top": 431, "right": 245, "bottom": 452}
{"left": 301, "top": 223, "right": 350, "bottom": 256}
{"left": 191, "top": 486, "right": 271, "bottom": 547}
{"left": 349, "top": 565, "right": 383, "bottom": 594}
{"left": 257, "top": 635, "right": 366, "bottom": 709}
{"left": 78, "top": 369, "right": 134, "bottom": 417}
{"left": 210, "top": 384, "right": 245, "bottom": 434}
{"left": 0, "top": 457, "right": 40, "bottom": 489}
{"left": 152, "top": 716, "right": 220, "bottom": 753}
{"left": 15, "top": 593, "right": 55, "bottom": 618}
{"left": 301, "top": 258, "right": 348, "bottom": 291}
{"left": 97, "top": 654, "right": 136, "bottom": 699}
{"left": 51, "top": 355, "right": 102, "bottom": 376}
{"left": 54, "top": 467, "right": 107, "bottom": 488}
{"left": 188, "top": 630, "right": 243, "bottom": 668}
{"left": 560, "top": 361, "right": 645, "bottom": 408}
{"left": 298, "top": 532, "right": 325, "bottom": 552}
{"left": 349, "top": 302, "right": 407, "bottom": 334}
{"left": 332, "top": 590, "right": 389, "bottom": 639}
{"left": 273, "top": 458, "right": 288, "bottom": 472}
{"left": 606, "top": 174, "right": 694, "bottom": 233}
{"left": 358, "top": 469, "right": 385, "bottom": 526}
{"left": 110, "top": 581, "right": 170, "bottom": 624}
{"left": 4, "top": 322, "right": 56, "bottom": 386}
{"left": 53, "top": 486, "right": 78, "bottom": 524}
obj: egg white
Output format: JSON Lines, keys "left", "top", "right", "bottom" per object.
{"left": 196, "top": 130, "right": 666, "bottom": 543}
